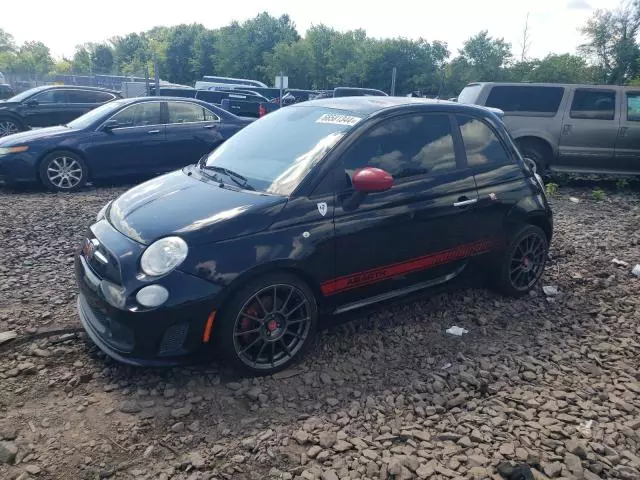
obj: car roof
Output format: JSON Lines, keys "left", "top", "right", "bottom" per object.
{"left": 43, "top": 85, "right": 119, "bottom": 93}
{"left": 296, "top": 96, "right": 494, "bottom": 117}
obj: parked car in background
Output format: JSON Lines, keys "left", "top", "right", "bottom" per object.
{"left": 0, "top": 84, "right": 14, "bottom": 100}
{"left": 0, "top": 85, "right": 121, "bottom": 137}
{"left": 0, "top": 97, "right": 252, "bottom": 191}
{"left": 458, "top": 82, "right": 640, "bottom": 176}
{"left": 75, "top": 97, "right": 552, "bottom": 373}
{"left": 0, "top": 72, "right": 6, "bottom": 84}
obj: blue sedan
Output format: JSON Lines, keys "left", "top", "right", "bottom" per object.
{"left": 0, "top": 97, "right": 253, "bottom": 191}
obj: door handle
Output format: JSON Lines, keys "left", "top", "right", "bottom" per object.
{"left": 453, "top": 197, "right": 478, "bottom": 208}
{"left": 147, "top": 129, "right": 161, "bottom": 134}
{"left": 562, "top": 124, "right": 572, "bottom": 135}
{"left": 619, "top": 126, "right": 629, "bottom": 137}
{"left": 203, "top": 124, "right": 216, "bottom": 129}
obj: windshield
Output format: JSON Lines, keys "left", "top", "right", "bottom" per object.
{"left": 67, "top": 99, "right": 128, "bottom": 129}
{"left": 6, "top": 86, "right": 49, "bottom": 103}
{"left": 203, "top": 106, "right": 362, "bottom": 195}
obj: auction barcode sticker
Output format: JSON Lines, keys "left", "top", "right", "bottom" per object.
{"left": 316, "top": 113, "right": 361, "bottom": 126}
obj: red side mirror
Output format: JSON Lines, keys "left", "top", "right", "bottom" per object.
{"left": 352, "top": 167, "right": 393, "bottom": 193}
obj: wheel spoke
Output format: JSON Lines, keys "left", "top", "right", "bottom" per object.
{"left": 238, "top": 336, "right": 261, "bottom": 354}
{"left": 285, "top": 301, "right": 306, "bottom": 318}
{"left": 241, "top": 313, "right": 264, "bottom": 323}
{"left": 234, "top": 327, "right": 261, "bottom": 336}
{"left": 280, "top": 338, "right": 293, "bottom": 357}
{"left": 254, "top": 340, "right": 267, "bottom": 362}
{"left": 281, "top": 286, "right": 294, "bottom": 312}
{"left": 255, "top": 295, "right": 268, "bottom": 315}
{"left": 272, "top": 285, "right": 278, "bottom": 313}
{"left": 270, "top": 342, "right": 276, "bottom": 366}
{"left": 287, "top": 316, "right": 310, "bottom": 325}
{"left": 283, "top": 331, "right": 303, "bottom": 340}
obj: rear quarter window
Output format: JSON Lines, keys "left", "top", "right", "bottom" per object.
{"left": 457, "top": 115, "right": 513, "bottom": 167}
{"left": 485, "top": 86, "right": 564, "bottom": 115}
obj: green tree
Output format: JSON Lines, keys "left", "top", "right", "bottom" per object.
{"left": 215, "top": 12, "right": 299, "bottom": 83}
{"left": 580, "top": 0, "right": 640, "bottom": 84}
{"left": 458, "top": 30, "right": 512, "bottom": 81}
{"left": 0, "top": 28, "right": 16, "bottom": 53}
{"left": 11, "top": 41, "right": 54, "bottom": 74}
{"left": 528, "top": 54, "right": 595, "bottom": 83}
{"left": 92, "top": 44, "right": 114, "bottom": 74}
{"left": 112, "top": 33, "right": 150, "bottom": 76}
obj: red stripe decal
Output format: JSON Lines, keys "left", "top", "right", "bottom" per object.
{"left": 321, "top": 239, "right": 495, "bottom": 296}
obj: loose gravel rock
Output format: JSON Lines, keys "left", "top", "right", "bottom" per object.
{"left": 1, "top": 182, "right": 640, "bottom": 479}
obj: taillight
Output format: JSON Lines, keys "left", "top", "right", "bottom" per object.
{"left": 258, "top": 105, "right": 266, "bottom": 117}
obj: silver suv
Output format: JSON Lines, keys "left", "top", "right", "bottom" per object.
{"left": 458, "top": 82, "right": 640, "bottom": 176}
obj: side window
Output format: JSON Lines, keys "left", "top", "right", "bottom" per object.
{"left": 626, "top": 93, "right": 640, "bottom": 121}
{"left": 109, "top": 102, "right": 161, "bottom": 128}
{"left": 457, "top": 115, "right": 511, "bottom": 167}
{"left": 67, "top": 90, "right": 99, "bottom": 103}
{"left": 32, "top": 89, "right": 67, "bottom": 104}
{"left": 485, "top": 86, "right": 564, "bottom": 115}
{"left": 570, "top": 89, "right": 616, "bottom": 120}
{"left": 91, "top": 91, "right": 115, "bottom": 104}
{"left": 343, "top": 113, "right": 457, "bottom": 181}
{"left": 168, "top": 102, "right": 218, "bottom": 123}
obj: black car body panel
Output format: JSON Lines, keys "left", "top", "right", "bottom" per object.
{"left": 74, "top": 97, "right": 553, "bottom": 366}
{"left": 0, "top": 85, "right": 120, "bottom": 130}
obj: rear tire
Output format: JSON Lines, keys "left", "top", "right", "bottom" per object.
{"left": 494, "top": 224, "right": 548, "bottom": 297}
{"left": 39, "top": 151, "right": 88, "bottom": 192}
{"left": 0, "top": 117, "right": 24, "bottom": 137}
{"left": 214, "top": 273, "right": 318, "bottom": 376}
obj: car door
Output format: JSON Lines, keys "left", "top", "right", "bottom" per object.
{"left": 20, "top": 89, "right": 69, "bottom": 127}
{"left": 456, "top": 113, "right": 531, "bottom": 248}
{"left": 327, "top": 111, "right": 483, "bottom": 309}
{"left": 557, "top": 87, "right": 620, "bottom": 172}
{"left": 164, "top": 101, "right": 224, "bottom": 170}
{"left": 614, "top": 90, "right": 640, "bottom": 173}
{"left": 85, "top": 101, "right": 167, "bottom": 178}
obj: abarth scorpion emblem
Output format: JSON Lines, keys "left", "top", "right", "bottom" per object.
{"left": 317, "top": 202, "right": 328, "bottom": 217}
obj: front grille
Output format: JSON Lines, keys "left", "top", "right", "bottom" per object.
{"left": 158, "top": 323, "right": 189, "bottom": 356}
{"left": 81, "top": 295, "right": 134, "bottom": 353}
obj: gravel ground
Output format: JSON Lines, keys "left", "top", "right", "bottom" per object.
{"left": 0, "top": 180, "right": 639, "bottom": 480}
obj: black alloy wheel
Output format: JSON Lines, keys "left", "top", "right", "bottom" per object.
{"left": 216, "top": 273, "right": 318, "bottom": 375}
{"left": 0, "top": 118, "right": 22, "bottom": 137}
{"left": 495, "top": 224, "right": 548, "bottom": 297}
{"left": 39, "top": 151, "right": 88, "bottom": 192}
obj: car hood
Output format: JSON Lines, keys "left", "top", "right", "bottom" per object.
{"left": 108, "top": 169, "right": 288, "bottom": 245}
{"left": 0, "top": 125, "right": 75, "bottom": 146}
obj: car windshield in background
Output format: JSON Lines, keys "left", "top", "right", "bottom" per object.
{"left": 6, "top": 86, "right": 49, "bottom": 103}
{"left": 66, "top": 99, "right": 128, "bottom": 129}
{"left": 457, "top": 84, "right": 483, "bottom": 104}
{"left": 203, "top": 106, "right": 362, "bottom": 196}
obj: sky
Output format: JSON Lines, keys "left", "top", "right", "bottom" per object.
{"left": 3, "top": 0, "right": 616, "bottom": 60}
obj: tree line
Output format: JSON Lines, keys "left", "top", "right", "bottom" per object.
{"left": 1, "top": 0, "right": 639, "bottom": 97}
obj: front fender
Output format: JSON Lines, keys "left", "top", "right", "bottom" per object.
{"left": 505, "top": 191, "right": 553, "bottom": 240}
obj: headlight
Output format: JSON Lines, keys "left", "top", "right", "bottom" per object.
{"left": 96, "top": 201, "right": 112, "bottom": 221}
{"left": 0, "top": 146, "right": 29, "bottom": 157}
{"left": 140, "top": 236, "right": 188, "bottom": 277}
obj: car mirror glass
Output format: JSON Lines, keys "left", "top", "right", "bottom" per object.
{"left": 102, "top": 120, "right": 119, "bottom": 131}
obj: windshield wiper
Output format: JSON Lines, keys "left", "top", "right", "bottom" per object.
{"left": 200, "top": 165, "right": 255, "bottom": 191}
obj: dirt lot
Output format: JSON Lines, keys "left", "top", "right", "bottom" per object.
{"left": 0, "top": 180, "right": 639, "bottom": 480}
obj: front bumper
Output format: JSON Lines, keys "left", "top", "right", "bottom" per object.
{"left": 75, "top": 221, "right": 223, "bottom": 366}
{"left": 0, "top": 152, "right": 39, "bottom": 184}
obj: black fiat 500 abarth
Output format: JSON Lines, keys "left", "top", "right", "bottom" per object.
{"left": 75, "top": 97, "right": 552, "bottom": 375}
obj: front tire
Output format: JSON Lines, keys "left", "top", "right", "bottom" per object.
{"left": 39, "top": 151, "right": 88, "bottom": 192}
{"left": 494, "top": 224, "right": 548, "bottom": 297}
{"left": 518, "top": 141, "right": 549, "bottom": 180}
{"left": 0, "top": 117, "right": 24, "bottom": 137}
{"left": 215, "top": 273, "right": 318, "bottom": 376}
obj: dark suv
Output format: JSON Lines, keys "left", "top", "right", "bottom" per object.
{"left": 0, "top": 85, "right": 120, "bottom": 137}
{"left": 0, "top": 84, "right": 14, "bottom": 100}
{"left": 76, "top": 97, "right": 552, "bottom": 374}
